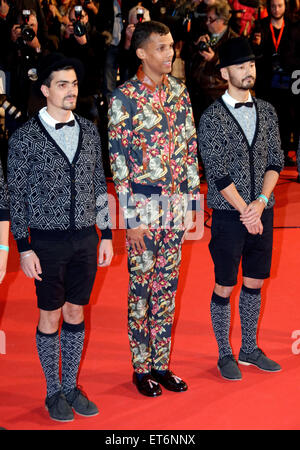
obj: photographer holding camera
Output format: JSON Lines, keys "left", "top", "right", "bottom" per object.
{"left": 10, "top": 9, "right": 42, "bottom": 51}
{"left": 6, "top": 9, "right": 54, "bottom": 129}
{"left": 59, "top": 5, "right": 106, "bottom": 126}
{"left": 185, "top": 0, "right": 238, "bottom": 125}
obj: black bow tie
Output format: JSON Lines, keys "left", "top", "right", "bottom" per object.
{"left": 234, "top": 102, "right": 253, "bottom": 109}
{"left": 55, "top": 120, "right": 75, "bottom": 130}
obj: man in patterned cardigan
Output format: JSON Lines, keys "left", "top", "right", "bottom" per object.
{"left": 108, "top": 21, "right": 200, "bottom": 397}
{"left": 198, "top": 37, "right": 284, "bottom": 381}
{"left": 7, "top": 53, "right": 113, "bottom": 422}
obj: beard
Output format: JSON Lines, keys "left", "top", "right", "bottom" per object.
{"left": 271, "top": 12, "right": 285, "bottom": 21}
{"left": 230, "top": 75, "right": 256, "bottom": 90}
{"left": 62, "top": 96, "right": 77, "bottom": 110}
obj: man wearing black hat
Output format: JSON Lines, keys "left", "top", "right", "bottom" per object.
{"left": 198, "top": 37, "right": 284, "bottom": 381}
{"left": 7, "top": 53, "right": 113, "bottom": 421}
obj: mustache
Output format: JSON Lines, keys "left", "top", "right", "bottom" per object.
{"left": 242, "top": 76, "right": 255, "bottom": 82}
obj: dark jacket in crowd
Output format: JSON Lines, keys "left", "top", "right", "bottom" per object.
{"left": 252, "top": 16, "right": 295, "bottom": 94}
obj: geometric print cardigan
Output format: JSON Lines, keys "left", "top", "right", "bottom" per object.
{"left": 0, "top": 159, "right": 9, "bottom": 221}
{"left": 7, "top": 113, "right": 112, "bottom": 252}
{"left": 198, "top": 97, "right": 284, "bottom": 211}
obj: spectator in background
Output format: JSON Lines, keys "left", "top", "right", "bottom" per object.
{"left": 13, "top": 0, "right": 49, "bottom": 45}
{"left": 96, "top": 0, "right": 133, "bottom": 101}
{"left": 59, "top": 5, "right": 106, "bottom": 126}
{"left": 228, "top": 0, "right": 268, "bottom": 37}
{"left": 252, "top": 0, "right": 296, "bottom": 166}
{"left": 128, "top": 2, "right": 151, "bottom": 23}
{"left": 41, "top": 0, "right": 62, "bottom": 48}
{"left": 183, "top": 0, "right": 238, "bottom": 125}
{"left": 6, "top": 9, "right": 54, "bottom": 127}
{"left": 288, "top": 0, "right": 300, "bottom": 23}
{"left": 123, "top": 2, "right": 152, "bottom": 80}
{"left": 78, "top": 0, "right": 99, "bottom": 28}
{"left": 286, "top": 16, "right": 300, "bottom": 176}
{"left": 0, "top": 0, "right": 14, "bottom": 67}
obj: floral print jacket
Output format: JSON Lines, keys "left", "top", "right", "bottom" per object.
{"left": 108, "top": 66, "right": 200, "bottom": 228}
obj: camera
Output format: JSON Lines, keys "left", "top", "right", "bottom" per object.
{"left": 73, "top": 6, "right": 86, "bottom": 37}
{"left": 136, "top": 8, "right": 144, "bottom": 23}
{"left": 20, "top": 9, "right": 35, "bottom": 42}
{"left": 198, "top": 36, "right": 218, "bottom": 52}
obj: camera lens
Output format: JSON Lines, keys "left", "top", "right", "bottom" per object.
{"left": 198, "top": 41, "right": 209, "bottom": 52}
{"left": 21, "top": 25, "right": 35, "bottom": 42}
{"left": 73, "top": 22, "right": 86, "bottom": 37}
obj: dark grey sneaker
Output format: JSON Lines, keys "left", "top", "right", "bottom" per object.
{"left": 65, "top": 387, "right": 99, "bottom": 417}
{"left": 217, "top": 355, "right": 242, "bottom": 381}
{"left": 45, "top": 391, "right": 74, "bottom": 422}
{"left": 238, "top": 348, "right": 281, "bottom": 372}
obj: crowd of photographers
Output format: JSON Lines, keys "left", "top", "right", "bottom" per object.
{"left": 0, "top": 0, "right": 299, "bottom": 175}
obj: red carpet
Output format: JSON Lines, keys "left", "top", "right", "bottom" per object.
{"left": 0, "top": 167, "right": 300, "bottom": 430}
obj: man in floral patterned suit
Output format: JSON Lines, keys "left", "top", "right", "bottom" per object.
{"left": 108, "top": 21, "right": 200, "bottom": 397}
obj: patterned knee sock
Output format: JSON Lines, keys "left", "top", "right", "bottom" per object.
{"left": 210, "top": 292, "right": 233, "bottom": 359}
{"left": 61, "top": 321, "right": 85, "bottom": 396}
{"left": 36, "top": 328, "right": 61, "bottom": 399}
{"left": 239, "top": 285, "right": 261, "bottom": 354}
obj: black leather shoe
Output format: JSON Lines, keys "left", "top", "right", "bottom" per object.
{"left": 133, "top": 373, "right": 162, "bottom": 397}
{"left": 151, "top": 369, "right": 188, "bottom": 392}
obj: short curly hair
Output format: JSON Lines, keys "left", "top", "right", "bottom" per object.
{"left": 131, "top": 20, "right": 170, "bottom": 52}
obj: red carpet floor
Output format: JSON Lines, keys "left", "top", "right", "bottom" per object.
{"left": 0, "top": 167, "right": 299, "bottom": 431}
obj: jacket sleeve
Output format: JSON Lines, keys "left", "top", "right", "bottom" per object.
{"left": 91, "top": 123, "right": 112, "bottom": 239}
{"left": 7, "top": 129, "right": 31, "bottom": 252}
{"left": 184, "top": 88, "right": 200, "bottom": 210}
{"left": 0, "top": 160, "right": 10, "bottom": 222}
{"left": 265, "top": 103, "right": 284, "bottom": 174}
{"left": 198, "top": 107, "right": 233, "bottom": 192}
{"left": 108, "top": 90, "right": 141, "bottom": 229}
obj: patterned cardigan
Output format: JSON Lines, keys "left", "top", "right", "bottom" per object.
{"left": 7, "top": 114, "right": 111, "bottom": 252}
{"left": 108, "top": 67, "right": 200, "bottom": 227}
{"left": 198, "top": 97, "right": 284, "bottom": 210}
{"left": 0, "top": 160, "right": 9, "bottom": 221}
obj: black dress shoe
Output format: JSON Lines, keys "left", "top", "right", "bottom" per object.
{"left": 151, "top": 369, "right": 188, "bottom": 392}
{"left": 132, "top": 373, "right": 162, "bottom": 397}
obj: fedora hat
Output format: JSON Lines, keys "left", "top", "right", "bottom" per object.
{"left": 217, "top": 37, "right": 256, "bottom": 69}
{"left": 36, "top": 52, "right": 85, "bottom": 90}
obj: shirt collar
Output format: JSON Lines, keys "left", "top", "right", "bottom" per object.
{"left": 222, "top": 90, "right": 252, "bottom": 108}
{"left": 39, "top": 107, "right": 75, "bottom": 128}
{"left": 136, "top": 65, "right": 169, "bottom": 92}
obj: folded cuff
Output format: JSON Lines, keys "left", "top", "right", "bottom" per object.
{"left": 0, "top": 209, "right": 10, "bottom": 221}
{"left": 16, "top": 237, "right": 31, "bottom": 253}
{"left": 215, "top": 174, "right": 233, "bottom": 192}
{"left": 101, "top": 228, "right": 112, "bottom": 239}
{"left": 265, "top": 165, "right": 282, "bottom": 174}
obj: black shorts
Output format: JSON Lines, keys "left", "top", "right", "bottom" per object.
{"left": 209, "top": 208, "right": 274, "bottom": 286}
{"left": 31, "top": 229, "right": 99, "bottom": 311}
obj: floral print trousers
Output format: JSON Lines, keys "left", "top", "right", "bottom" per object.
{"left": 127, "top": 226, "right": 185, "bottom": 374}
